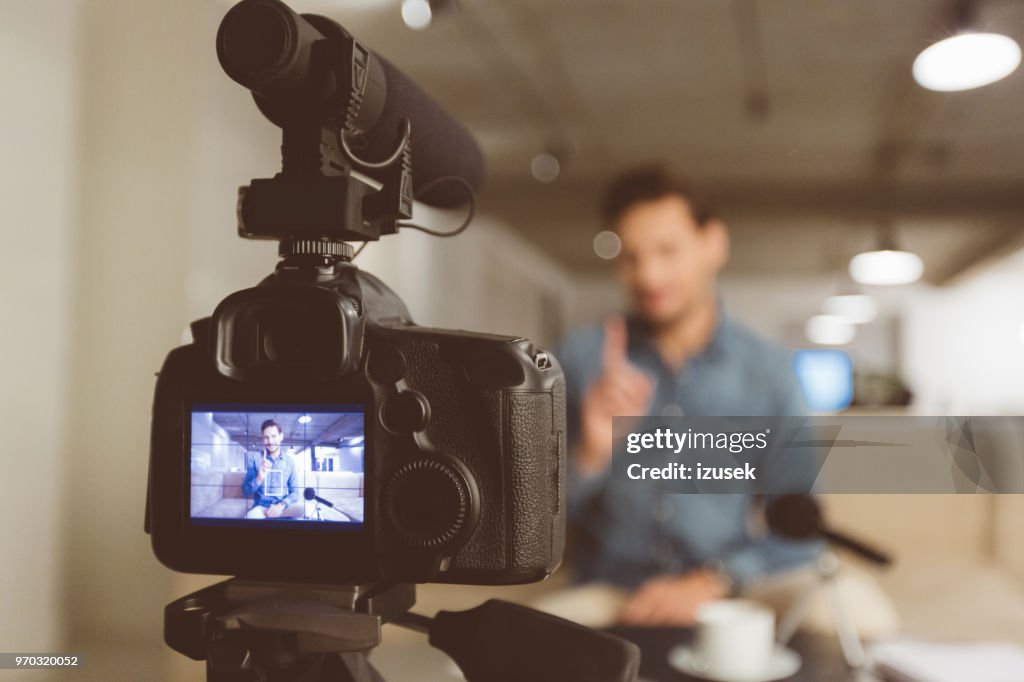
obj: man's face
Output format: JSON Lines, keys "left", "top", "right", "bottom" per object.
{"left": 614, "top": 195, "right": 728, "bottom": 327}
{"left": 262, "top": 426, "right": 284, "bottom": 454}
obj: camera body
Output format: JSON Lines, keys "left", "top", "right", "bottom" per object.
{"left": 148, "top": 262, "right": 567, "bottom": 584}
{"left": 148, "top": 0, "right": 565, "bottom": 586}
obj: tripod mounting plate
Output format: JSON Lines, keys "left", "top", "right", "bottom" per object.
{"left": 165, "top": 579, "right": 416, "bottom": 664}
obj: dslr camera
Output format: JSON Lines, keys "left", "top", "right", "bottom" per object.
{"left": 146, "top": 0, "right": 566, "bottom": 586}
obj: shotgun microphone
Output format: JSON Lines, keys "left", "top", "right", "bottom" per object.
{"left": 216, "top": 0, "right": 484, "bottom": 208}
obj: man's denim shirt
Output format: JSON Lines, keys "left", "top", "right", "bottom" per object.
{"left": 242, "top": 450, "right": 301, "bottom": 507}
{"left": 557, "top": 312, "right": 820, "bottom": 589}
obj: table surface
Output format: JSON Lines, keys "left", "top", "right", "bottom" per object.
{"left": 605, "top": 626, "right": 862, "bottom": 682}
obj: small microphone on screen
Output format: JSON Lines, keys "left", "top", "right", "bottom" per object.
{"left": 304, "top": 487, "right": 335, "bottom": 508}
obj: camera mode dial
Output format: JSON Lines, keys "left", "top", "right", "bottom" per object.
{"left": 382, "top": 457, "right": 472, "bottom": 549}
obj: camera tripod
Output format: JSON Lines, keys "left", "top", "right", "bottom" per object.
{"left": 165, "top": 579, "right": 640, "bottom": 682}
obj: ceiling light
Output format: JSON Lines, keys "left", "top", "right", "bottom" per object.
{"left": 849, "top": 250, "right": 923, "bottom": 286}
{"left": 914, "top": 32, "right": 1021, "bottom": 91}
{"left": 401, "top": 0, "right": 432, "bottom": 30}
{"left": 823, "top": 294, "right": 878, "bottom": 324}
{"left": 298, "top": 414, "right": 312, "bottom": 424}
{"left": 806, "top": 314, "right": 856, "bottom": 346}
{"left": 592, "top": 230, "right": 621, "bottom": 260}
{"left": 849, "top": 223, "right": 924, "bottom": 286}
{"left": 530, "top": 152, "right": 561, "bottom": 183}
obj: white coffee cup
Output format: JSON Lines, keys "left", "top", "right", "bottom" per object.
{"left": 692, "top": 599, "right": 775, "bottom": 680}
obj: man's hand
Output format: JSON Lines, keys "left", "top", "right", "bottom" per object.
{"left": 255, "top": 456, "right": 271, "bottom": 484}
{"left": 265, "top": 502, "right": 285, "bottom": 518}
{"left": 577, "top": 316, "right": 654, "bottom": 475}
{"left": 618, "top": 569, "right": 729, "bottom": 626}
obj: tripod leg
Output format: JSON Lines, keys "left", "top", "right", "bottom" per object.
{"left": 775, "top": 581, "right": 818, "bottom": 646}
{"left": 823, "top": 575, "right": 866, "bottom": 669}
{"left": 205, "top": 648, "right": 388, "bottom": 682}
{"left": 328, "top": 652, "right": 388, "bottom": 682}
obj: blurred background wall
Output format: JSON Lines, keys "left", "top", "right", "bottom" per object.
{"left": 1, "top": 3, "right": 575, "bottom": 677}
{"left": 2, "top": 0, "right": 1023, "bottom": 680}
{"left": 0, "top": 0, "right": 79, "bottom": 659}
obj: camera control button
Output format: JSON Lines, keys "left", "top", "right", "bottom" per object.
{"left": 368, "top": 344, "right": 407, "bottom": 384}
{"left": 382, "top": 458, "right": 469, "bottom": 549}
{"left": 381, "top": 390, "right": 430, "bottom": 433}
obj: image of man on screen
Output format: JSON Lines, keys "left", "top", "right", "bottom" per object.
{"left": 242, "top": 419, "right": 303, "bottom": 519}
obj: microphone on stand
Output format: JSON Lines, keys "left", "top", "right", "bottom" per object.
{"left": 304, "top": 486, "right": 335, "bottom": 509}
{"left": 766, "top": 494, "right": 893, "bottom": 566}
{"left": 767, "top": 495, "right": 887, "bottom": 669}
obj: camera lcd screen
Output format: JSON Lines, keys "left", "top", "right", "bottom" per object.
{"left": 189, "top": 404, "right": 365, "bottom": 529}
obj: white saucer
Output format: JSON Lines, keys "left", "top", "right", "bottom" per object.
{"left": 667, "top": 645, "right": 802, "bottom": 682}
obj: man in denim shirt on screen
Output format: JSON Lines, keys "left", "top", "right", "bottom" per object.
{"left": 242, "top": 419, "right": 304, "bottom": 519}
{"left": 558, "top": 164, "right": 819, "bottom": 626}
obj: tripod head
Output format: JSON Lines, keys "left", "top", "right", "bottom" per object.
{"left": 166, "top": 579, "right": 641, "bottom": 682}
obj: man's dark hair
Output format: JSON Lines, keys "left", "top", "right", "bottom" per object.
{"left": 601, "top": 163, "right": 718, "bottom": 229}
{"left": 260, "top": 419, "right": 282, "bottom": 434}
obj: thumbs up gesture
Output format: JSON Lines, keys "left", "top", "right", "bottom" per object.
{"left": 577, "top": 317, "right": 655, "bottom": 475}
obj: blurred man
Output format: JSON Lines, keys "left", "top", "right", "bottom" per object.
{"left": 242, "top": 419, "right": 303, "bottom": 519}
{"left": 558, "top": 164, "right": 818, "bottom": 626}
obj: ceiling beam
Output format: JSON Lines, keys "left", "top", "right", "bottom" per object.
{"left": 929, "top": 222, "right": 1024, "bottom": 285}
{"left": 481, "top": 179, "right": 1024, "bottom": 224}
